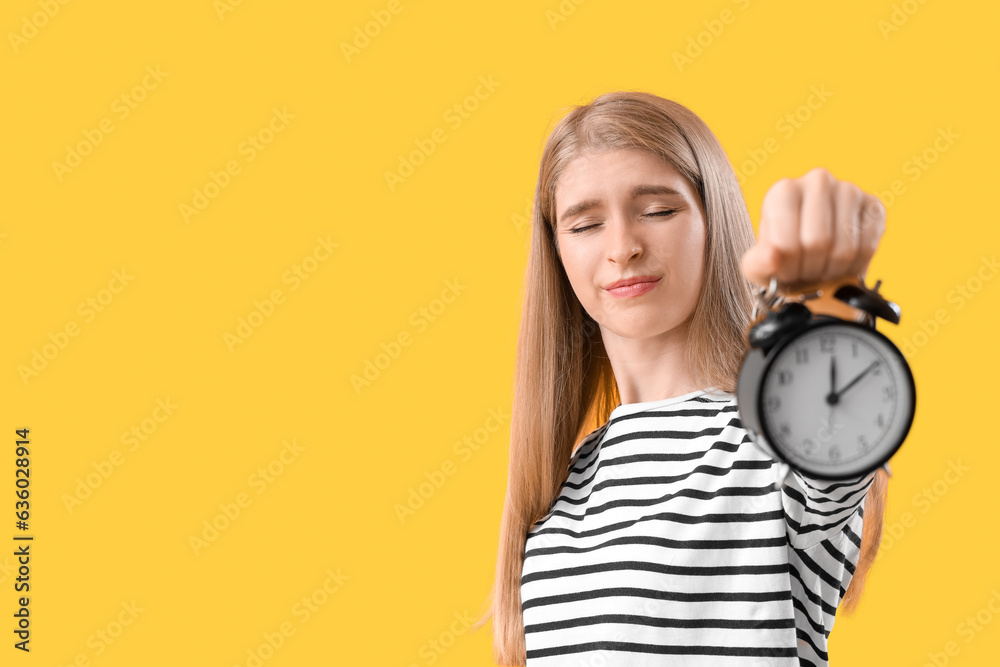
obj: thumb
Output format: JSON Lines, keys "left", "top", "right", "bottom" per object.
{"left": 741, "top": 243, "right": 780, "bottom": 287}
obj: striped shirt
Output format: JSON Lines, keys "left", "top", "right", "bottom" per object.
{"left": 521, "top": 387, "right": 877, "bottom": 666}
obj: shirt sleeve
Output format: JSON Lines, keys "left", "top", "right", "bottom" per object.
{"left": 777, "top": 462, "right": 877, "bottom": 550}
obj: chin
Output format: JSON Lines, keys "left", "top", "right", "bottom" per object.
{"left": 601, "top": 315, "right": 685, "bottom": 341}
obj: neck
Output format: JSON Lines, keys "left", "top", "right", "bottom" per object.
{"left": 601, "top": 318, "right": 700, "bottom": 405}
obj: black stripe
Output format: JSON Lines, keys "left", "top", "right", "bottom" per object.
{"left": 818, "top": 537, "right": 850, "bottom": 568}
{"left": 524, "top": 612, "right": 796, "bottom": 634}
{"left": 568, "top": 436, "right": 743, "bottom": 481}
{"left": 521, "top": 559, "right": 789, "bottom": 585}
{"left": 610, "top": 403, "right": 739, "bottom": 426}
{"left": 790, "top": 593, "right": 828, "bottom": 638}
{"left": 785, "top": 504, "right": 862, "bottom": 539}
{"left": 794, "top": 545, "right": 842, "bottom": 590}
{"left": 567, "top": 423, "right": 612, "bottom": 471}
{"left": 796, "top": 470, "right": 874, "bottom": 494}
{"left": 524, "top": 533, "right": 787, "bottom": 560}
{"left": 602, "top": 440, "right": 743, "bottom": 467}
{"left": 563, "top": 458, "right": 773, "bottom": 494}
{"left": 543, "top": 483, "right": 775, "bottom": 523}
{"left": 787, "top": 561, "right": 838, "bottom": 617}
{"left": 782, "top": 480, "right": 872, "bottom": 510}
{"left": 843, "top": 522, "right": 862, "bottom": 550}
{"left": 521, "top": 586, "right": 793, "bottom": 612}
{"left": 795, "top": 625, "right": 830, "bottom": 662}
{"left": 530, "top": 509, "right": 785, "bottom": 541}
{"left": 782, "top": 484, "right": 870, "bottom": 518}
{"left": 604, "top": 416, "right": 746, "bottom": 450}
{"left": 691, "top": 395, "right": 736, "bottom": 403}
{"left": 526, "top": 640, "right": 798, "bottom": 659}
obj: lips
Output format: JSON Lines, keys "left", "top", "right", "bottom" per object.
{"left": 604, "top": 276, "right": 661, "bottom": 298}
{"left": 604, "top": 275, "right": 660, "bottom": 290}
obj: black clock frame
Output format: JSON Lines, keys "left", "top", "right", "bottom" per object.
{"left": 749, "top": 316, "right": 916, "bottom": 480}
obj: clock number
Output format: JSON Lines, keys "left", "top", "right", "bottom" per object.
{"left": 778, "top": 370, "right": 793, "bottom": 386}
{"left": 765, "top": 395, "right": 781, "bottom": 411}
{"left": 876, "top": 413, "right": 885, "bottom": 428}
{"left": 829, "top": 445, "right": 841, "bottom": 461}
{"left": 820, "top": 335, "right": 835, "bottom": 353}
{"left": 779, "top": 422, "right": 791, "bottom": 437}
{"left": 802, "top": 438, "right": 818, "bottom": 455}
{"left": 858, "top": 434, "right": 869, "bottom": 451}
{"left": 882, "top": 385, "right": 894, "bottom": 403}
{"left": 795, "top": 348, "right": 809, "bottom": 364}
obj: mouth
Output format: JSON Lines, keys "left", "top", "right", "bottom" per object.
{"left": 604, "top": 276, "right": 661, "bottom": 298}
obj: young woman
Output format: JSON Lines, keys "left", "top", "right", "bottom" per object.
{"left": 475, "top": 91, "right": 890, "bottom": 666}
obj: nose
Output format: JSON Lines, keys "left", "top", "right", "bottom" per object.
{"left": 606, "top": 211, "right": 643, "bottom": 264}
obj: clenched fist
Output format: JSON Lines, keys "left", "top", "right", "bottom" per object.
{"left": 741, "top": 168, "right": 886, "bottom": 294}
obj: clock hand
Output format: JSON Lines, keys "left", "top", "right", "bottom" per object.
{"left": 829, "top": 360, "right": 880, "bottom": 404}
{"left": 827, "top": 356, "right": 837, "bottom": 404}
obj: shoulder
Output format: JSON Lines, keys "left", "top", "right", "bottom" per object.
{"left": 568, "top": 421, "right": 611, "bottom": 468}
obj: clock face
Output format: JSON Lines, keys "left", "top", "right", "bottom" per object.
{"left": 759, "top": 320, "right": 915, "bottom": 478}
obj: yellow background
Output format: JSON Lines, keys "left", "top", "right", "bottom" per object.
{"left": 2, "top": 0, "right": 998, "bottom": 664}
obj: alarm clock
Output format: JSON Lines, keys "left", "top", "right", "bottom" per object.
{"left": 736, "top": 276, "right": 916, "bottom": 480}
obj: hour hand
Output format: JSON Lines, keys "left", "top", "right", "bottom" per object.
{"left": 828, "top": 356, "right": 837, "bottom": 400}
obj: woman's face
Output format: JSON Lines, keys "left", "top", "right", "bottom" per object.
{"left": 553, "top": 148, "right": 707, "bottom": 344}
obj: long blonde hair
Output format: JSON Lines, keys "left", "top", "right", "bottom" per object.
{"left": 472, "top": 90, "right": 887, "bottom": 665}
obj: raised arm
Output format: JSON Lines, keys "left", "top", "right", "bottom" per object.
{"left": 778, "top": 464, "right": 877, "bottom": 549}
{"left": 741, "top": 167, "right": 887, "bottom": 547}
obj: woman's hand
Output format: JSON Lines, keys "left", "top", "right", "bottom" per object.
{"left": 740, "top": 168, "right": 886, "bottom": 294}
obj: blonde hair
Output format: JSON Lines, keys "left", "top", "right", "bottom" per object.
{"left": 472, "top": 90, "right": 887, "bottom": 665}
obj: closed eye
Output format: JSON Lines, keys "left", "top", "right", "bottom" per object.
{"left": 568, "top": 209, "right": 678, "bottom": 234}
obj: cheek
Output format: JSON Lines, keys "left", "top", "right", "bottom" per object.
{"left": 560, "top": 249, "right": 599, "bottom": 303}
{"left": 674, "top": 226, "right": 706, "bottom": 275}
{"left": 680, "top": 248, "right": 705, "bottom": 283}
{"left": 655, "top": 233, "right": 706, "bottom": 301}
{"left": 559, "top": 245, "right": 583, "bottom": 278}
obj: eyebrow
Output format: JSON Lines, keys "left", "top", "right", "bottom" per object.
{"left": 557, "top": 184, "right": 684, "bottom": 225}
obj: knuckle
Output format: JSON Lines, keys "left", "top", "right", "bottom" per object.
{"left": 872, "top": 198, "right": 887, "bottom": 227}
{"left": 837, "top": 215, "right": 860, "bottom": 244}
{"left": 765, "top": 178, "right": 798, "bottom": 202}
{"left": 834, "top": 179, "right": 861, "bottom": 203}
{"left": 830, "top": 244, "right": 856, "bottom": 267}
{"left": 804, "top": 167, "right": 835, "bottom": 186}
{"left": 860, "top": 195, "right": 887, "bottom": 233}
{"left": 800, "top": 228, "right": 831, "bottom": 254}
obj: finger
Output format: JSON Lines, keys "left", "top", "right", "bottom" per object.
{"left": 799, "top": 168, "right": 835, "bottom": 283}
{"left": 846, "top": 193, "right": 886, "bottom": 278}
{"left": 758, "top": 178, "right": 802, "bottom": 285}
{"left": 824, "top": 180, "right": 862, "bottom": 280}
{"left": 741, "top": 244, "right": 780, "bottom": 287}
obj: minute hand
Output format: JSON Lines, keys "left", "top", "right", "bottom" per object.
{"left": 829, "top": 360, "right": 880, "bottom": 404}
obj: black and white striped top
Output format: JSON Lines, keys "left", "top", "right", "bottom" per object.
{"left": 521, "top": 387, "right": 876, "bottom": 666}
